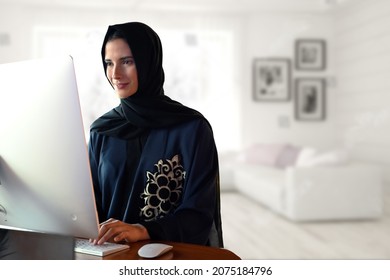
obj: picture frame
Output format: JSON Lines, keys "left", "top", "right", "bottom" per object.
{"left": 253, "top": 58, "right": 291, "bottom": 102}
{"left": 295, "top": 39, "right": 326, "bottom": 70}
{"left": 295, "top": 78, "right": 326, "bottom": 121}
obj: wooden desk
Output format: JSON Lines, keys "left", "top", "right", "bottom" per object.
{"left": 75, "top": 240, "right": 241, "bottom": 260}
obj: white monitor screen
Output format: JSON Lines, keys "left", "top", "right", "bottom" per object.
{"left": 0, "top": 56, "right": 99, "bottom": 239}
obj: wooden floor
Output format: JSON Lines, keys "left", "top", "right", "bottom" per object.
{"left": 220, "top": 188, "right": 390, "bottom": 260}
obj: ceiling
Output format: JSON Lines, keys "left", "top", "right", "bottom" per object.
{"left": 0, "top": 0, "right": 353, "bottom": 12}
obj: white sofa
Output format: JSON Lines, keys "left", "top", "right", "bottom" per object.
{"left": 220, "top": 144, "right": 384, "bottom": 222}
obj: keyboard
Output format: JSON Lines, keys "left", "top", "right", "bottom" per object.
{"left": 74, "top": 238, "right": 130, "bottom": 256}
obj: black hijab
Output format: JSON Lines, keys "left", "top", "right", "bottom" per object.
{"left": 90, "top": 22, "right": 204, "bottom": 139}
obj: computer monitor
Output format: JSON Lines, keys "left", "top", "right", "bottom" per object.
{"left": 0, "top": 56, "right": 99, "bottom": 239}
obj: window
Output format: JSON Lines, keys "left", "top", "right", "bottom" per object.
{"left": 161, "top": 29, "right": 239, "bottom": 152}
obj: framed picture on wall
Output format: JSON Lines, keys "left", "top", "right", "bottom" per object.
{"left": 253, "top": 58, "right": 291, "bottom": 102}
{"left": 295, "top": 39, "right": 326, "bottom": 70}
{"left": 295, "top": 78, "right": 326, "bottom": 121}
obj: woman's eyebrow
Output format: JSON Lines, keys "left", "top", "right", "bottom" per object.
{"left": 104, "top": 56, "right": 133, "bottom": 62}
{"left": 120, "top": 56, "right": 133, "bottom": 60}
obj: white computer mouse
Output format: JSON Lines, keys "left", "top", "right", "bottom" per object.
{"left": 138, "top": 243, "right": 173, "bottom": 259}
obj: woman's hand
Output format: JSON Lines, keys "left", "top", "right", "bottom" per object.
{"left": 91, "top": 218, "right": 150, "bottom": 245}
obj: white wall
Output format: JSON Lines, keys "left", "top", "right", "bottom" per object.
{"left": 241, "top": 12, "right": 336, "bottom": 150}
{"left": 334, "top": 0, "right": 390, "bottom": 184}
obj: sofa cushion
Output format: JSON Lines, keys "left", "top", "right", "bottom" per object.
{"left": 239, "top": 143, "right": 286, "bottom": 166}
{"left": 295, "top": 148, "right": 349, "bottom": 167}
{"left": 275, "top": 144, "right": 301, "bottom": 168}
{"left": 239, "top": 143, "right": 301, "bottom": 169}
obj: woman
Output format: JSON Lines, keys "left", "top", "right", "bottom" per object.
{"left": 89, "top": 22, "right": 222, "bottom": 247}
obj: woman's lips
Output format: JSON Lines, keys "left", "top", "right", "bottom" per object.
{"left": 115, "top": 83, "right": 129, "bottom": 89}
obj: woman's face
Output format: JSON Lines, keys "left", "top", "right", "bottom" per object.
{"left": 104, "top": 38, "right": 139, "bottom": 99}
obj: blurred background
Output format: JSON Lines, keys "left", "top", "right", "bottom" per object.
{"left": 1, "top": 0, "right": 389, "bottom": 259}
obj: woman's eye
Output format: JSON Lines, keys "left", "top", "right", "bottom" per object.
{"left": 105, "top": 61, "right": 113, "bottom": 66}
{"left": 123, "top": 59, "right": 133, "bottom": 65}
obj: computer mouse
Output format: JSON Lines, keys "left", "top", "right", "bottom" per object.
{"left": 138, "top": 243, "right": 173, "bottom": 259}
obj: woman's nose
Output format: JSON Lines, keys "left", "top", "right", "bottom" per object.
{"left": 112, "top": 65, "right": 121, "bottom": 79}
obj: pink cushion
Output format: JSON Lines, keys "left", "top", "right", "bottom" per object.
{"left": 275, "top": 144, "right": 301, "bottom": 168}
{"left": 243, "top": 143, "right": 287, "bottom": 166}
